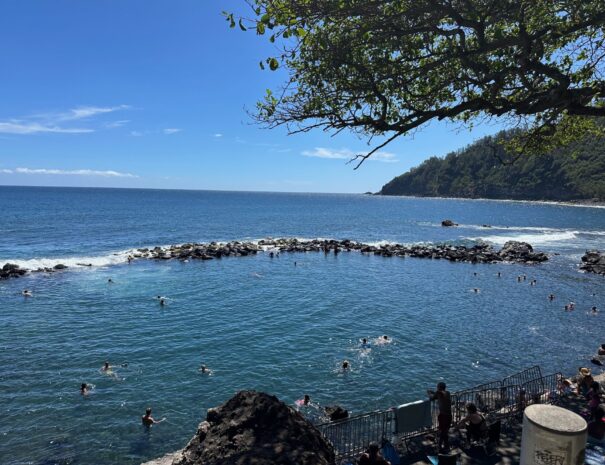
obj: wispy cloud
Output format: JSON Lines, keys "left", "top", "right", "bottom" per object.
{"left": 0, "top": 167, "right": 138, "bottom": 178}
{"left": 0, "top": 105, "right": 130, "bottom": 135}
{"left": 59, "top": 105, "right": 130, "bottom": 121}
{"left": 301, "top": 147, "right": 398, "bottom": 163}
{"left": 130, "top": 131, "right": 144, "bottom": 137}
{"left": 213, "top": 133, "right": 223, "bottom": 138}
{"left": 163, "top": 128, "right": 182, "bottom": 135}
{"left": 105, "top": 120, "right": 130, "bottom": 128}
{"left": 0, "top": 121, "right": 93, "bottom": 134}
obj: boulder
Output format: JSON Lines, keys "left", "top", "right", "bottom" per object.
{"left": 173, "top": 391, "right": 335, "bottom": 465}
{"left": 580, "top": 250, "right": 605, "bottom": 275}
{"left": 324, "top": 405, "right": 349, "bottom": 422}
{"left": 441, "top": 219, "right": 457, "bottom": 227}
{"left": 53, "top": 264, "right": 68, "bottom": 270}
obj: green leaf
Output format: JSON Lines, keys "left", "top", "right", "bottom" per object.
{"left": 257, "top": 22, "right": 265, "bottom": 35}
{"left": 269, "top": 57, "right": 279, "bottom": 70}
{"left": 239, "top": 19, "right": 247, "bottom": 31}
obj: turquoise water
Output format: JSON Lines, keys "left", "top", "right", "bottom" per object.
{"left": 0, "top": 187, "right": 604, "bottom": 465}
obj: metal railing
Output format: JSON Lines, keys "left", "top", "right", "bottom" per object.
{"left": 316, "top": 367, "right": 564, "bottom": 463}
{"left": 316, "top": 409, "right": 394, "bottom": 462}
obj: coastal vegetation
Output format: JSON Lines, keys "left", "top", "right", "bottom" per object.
{"left": 233, "top": 1, "right": 605, "bottom": 166}
{"left": 379, "top": 128, "right": 605, "bottom": 201}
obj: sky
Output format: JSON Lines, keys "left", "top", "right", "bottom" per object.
{"left": 0, "top": 0, "right": 505, "bottom": 193}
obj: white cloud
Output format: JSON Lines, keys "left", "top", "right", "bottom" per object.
{"left": 301, "top": 147, "right": 398, "bottom": 163}
{"left": 0, "top": 105, "right": 130, "bottom": 135}
{"left": 60, "top": 105, "right": 130, "bottom": 121}
{"left": 163, "top": 128, "right": 182, "bottom": 135}
{"left": 4, "top": 167, "right": 138, "bottom": 178}
{"left": 105, "top": 120, "right": 130, "bottom": 128}
{"left": 130, "top": 131, "right": 143, "bottom": 137}
{"left": 0, "top": 121, "right": 93, "bottom": 134}
{"left": 213, "top": 133, "right": 223, "bottom": 138}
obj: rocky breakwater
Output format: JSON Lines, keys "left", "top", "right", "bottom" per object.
{"left": 580, "top": 250, "right": 605, "bottom": 275}
{"left": 0, "top": 238, "right": 549, "bottom": 281}
{"left": 143, "top": 391, "right": 335, "bottom": 465}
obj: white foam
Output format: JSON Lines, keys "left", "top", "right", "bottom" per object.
{"left": 466, "top": 231, "right": 578, "bottom": 246}
{"left": 0, "top": 250, "right": 133, "bottom": 270}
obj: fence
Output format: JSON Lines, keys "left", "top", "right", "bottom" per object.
{"left": 315, "top": 367, "right": 565, "bottom": 464}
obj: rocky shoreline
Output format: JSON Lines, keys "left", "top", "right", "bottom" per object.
{"left": 0, "top": 238, "right": 550, "bottom": 281}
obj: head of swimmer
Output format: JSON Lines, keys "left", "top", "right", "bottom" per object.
{"left": 303, "top": 394, "right": 310, "bottom": 405}
{"left": 342, "top": 360, "right": 349, "bottom": 369}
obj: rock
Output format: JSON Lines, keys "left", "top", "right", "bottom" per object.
{"left": 172, "top": 391, "right": 335, "bottom": 465}
{"left": 324, "top": 405, "right": 349, "bottom": 422}
{"left": 53, "top": 264, "right": 68, "bottom": 270}
{"left": 580, "top": 250, "right": 605, "bottom": 275}
{"left": 2, "top": 263, "right": 19, "bottom": 272}
{"left": 441, "top": 219, "right": 457, "bottom": 227}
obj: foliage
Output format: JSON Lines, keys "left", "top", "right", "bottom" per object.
{"left": 379, "top": 128, "right": 605, "bottom": 201}
{"left": 230, "top": 1, "right": 605, "bottom": 167}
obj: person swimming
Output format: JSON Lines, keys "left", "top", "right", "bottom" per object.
{"left": 80, "top": 383, "right": 89, "bottom": 395}
{"left": 497, "top": 272, "right": 501, "bottom": 278}
{"left": 108, "top": 278, "right": 113, "bottom": 283}
{"left": 342, "top": 360, "right": 350, "bottom": 370}
{"left": 548, "top": 294, "right": 555, "bottom": 301}
{"left": 102, "top": 361, "right": 111, "bottom": 372}
{"left": 473, "top": 288, "right": 480, "bottom": 293}
{"left": 142, "top": 407, "right": 165, "bottom": 427}
{"left": 21, "top": 289, "right": 32, "bottom": 297}
{"left": 159, "top": 298, "right": 166, "bottom": 306}
{"left": 198, "top": 364, "right": 212, "bottom": 374}
{"left": 591, "top": 306, "right": 598, "bottom": 314}
{"left": 361, "top": 337, "right": 370, "bottom": 347}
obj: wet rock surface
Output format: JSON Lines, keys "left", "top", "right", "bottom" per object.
{"left": 170, "top": 391, "right": 335, "bottom": 465}
{"left": 580, "top": 250, "right": 605, "bottom": 275}
{"left": 1, "top": 238, "right": 549, "bottom": 281}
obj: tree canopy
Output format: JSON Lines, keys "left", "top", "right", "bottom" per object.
{"left": 232, "top": 0, "right": 605, "bottom": 166}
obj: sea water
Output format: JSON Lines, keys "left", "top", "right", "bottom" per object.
{"left": 0, "top": 186, "right": 603, "bottom": 465}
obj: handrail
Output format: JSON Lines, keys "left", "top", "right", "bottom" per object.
{"left": 316, "top": 367, "right": 564, "bottom": 463}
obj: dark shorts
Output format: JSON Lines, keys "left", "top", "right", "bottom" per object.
{"left": 438, "top": 413, "right": 452, "bottom": 433}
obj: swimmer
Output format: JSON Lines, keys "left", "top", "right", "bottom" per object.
{"left": 548, "top": 294, "right": 555, "bottom": 301}
{"left": 497, "top": 272, "right": 501, "bottom": 278}
{"left": 303, "top": 394, "right": 311, "bottom": 406}
{"left": 361, "top": 337, "right": 370, "bottom": 347}
{"left": 517, "top": 276, "right": 522, "bottom": 282}
{"left": 101, "top": 361, "right": 111, "bottom": 372}
{"left": 127, "top": 255, "right": 133, "bottom": 264}
{"left": 473, "top": 272, "right": 477, "bottom": 277}
{"left": 592, "top": 306, "right": 599, "bottom": 314}
{"left": 342, "top": 360, "right": 350, "bottom": 370}
{"left": 294, "top": 261, "right": 297, "bottom": 267}
{"left": 108, "top": 278, "right": 113, "bottom": 284}
{"left": 198, "top": 364, "right": 212, "bottom": 374}
{"left": 141, "top": 408, "right": 165, "bottom": 427}
{"left": 473, "top": 288, "right": 480, "bottom": 293}
{"left": 598, "top": 344, "right": 605, "bottom": 356}
{"left": 159, "top": 298, "right": 166, "bottom": 306}
{"left": 80, "top": 383, "right": 89, "bottom": 395}
{"left": 22, "top": 289, "right": 32, "bottom": 297}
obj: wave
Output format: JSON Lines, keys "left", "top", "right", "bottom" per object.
{"left": 466, "top": 231, "right": 579, "bottom": 246}
{"left": 0, "top": 250, "right": 134, "bottom": 270}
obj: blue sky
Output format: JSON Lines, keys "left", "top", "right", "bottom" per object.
{"left": 0, "top": 0, "right": 504, "bottom": 193}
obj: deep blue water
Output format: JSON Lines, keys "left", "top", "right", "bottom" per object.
{"left": 0, "top": 186, "right": 604, "bottom": 465}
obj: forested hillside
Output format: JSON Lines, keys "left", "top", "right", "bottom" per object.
{"left": 380, "top": 130, "right": 605, "bottom": 201}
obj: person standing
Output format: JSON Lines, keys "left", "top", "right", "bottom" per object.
{"left": 428, "top": 381, "right": 452, "bottom": 451}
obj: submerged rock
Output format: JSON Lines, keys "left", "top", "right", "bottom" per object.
{"left": 171, "top": 391, "right": 334, "bottom": 465}
{"left": 441, "top": 219, "right": 457, "bottom": 227}
{"left": 580, "top": 250, "right": 605, "bottom": 275}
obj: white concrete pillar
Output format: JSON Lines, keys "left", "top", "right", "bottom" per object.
{"left": 520, "top": 404, "right": 587, "bottom": 465}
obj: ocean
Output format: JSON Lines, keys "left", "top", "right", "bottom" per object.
{"left": 0, "top": 186, "right": 603, "bottom": 465}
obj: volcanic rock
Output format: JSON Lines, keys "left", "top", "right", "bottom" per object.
{"left": 172, "top": 390, "right": 335, "bottom": 465}
{"left": 580, "top": 250, "right": 605, "bottom": 275}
